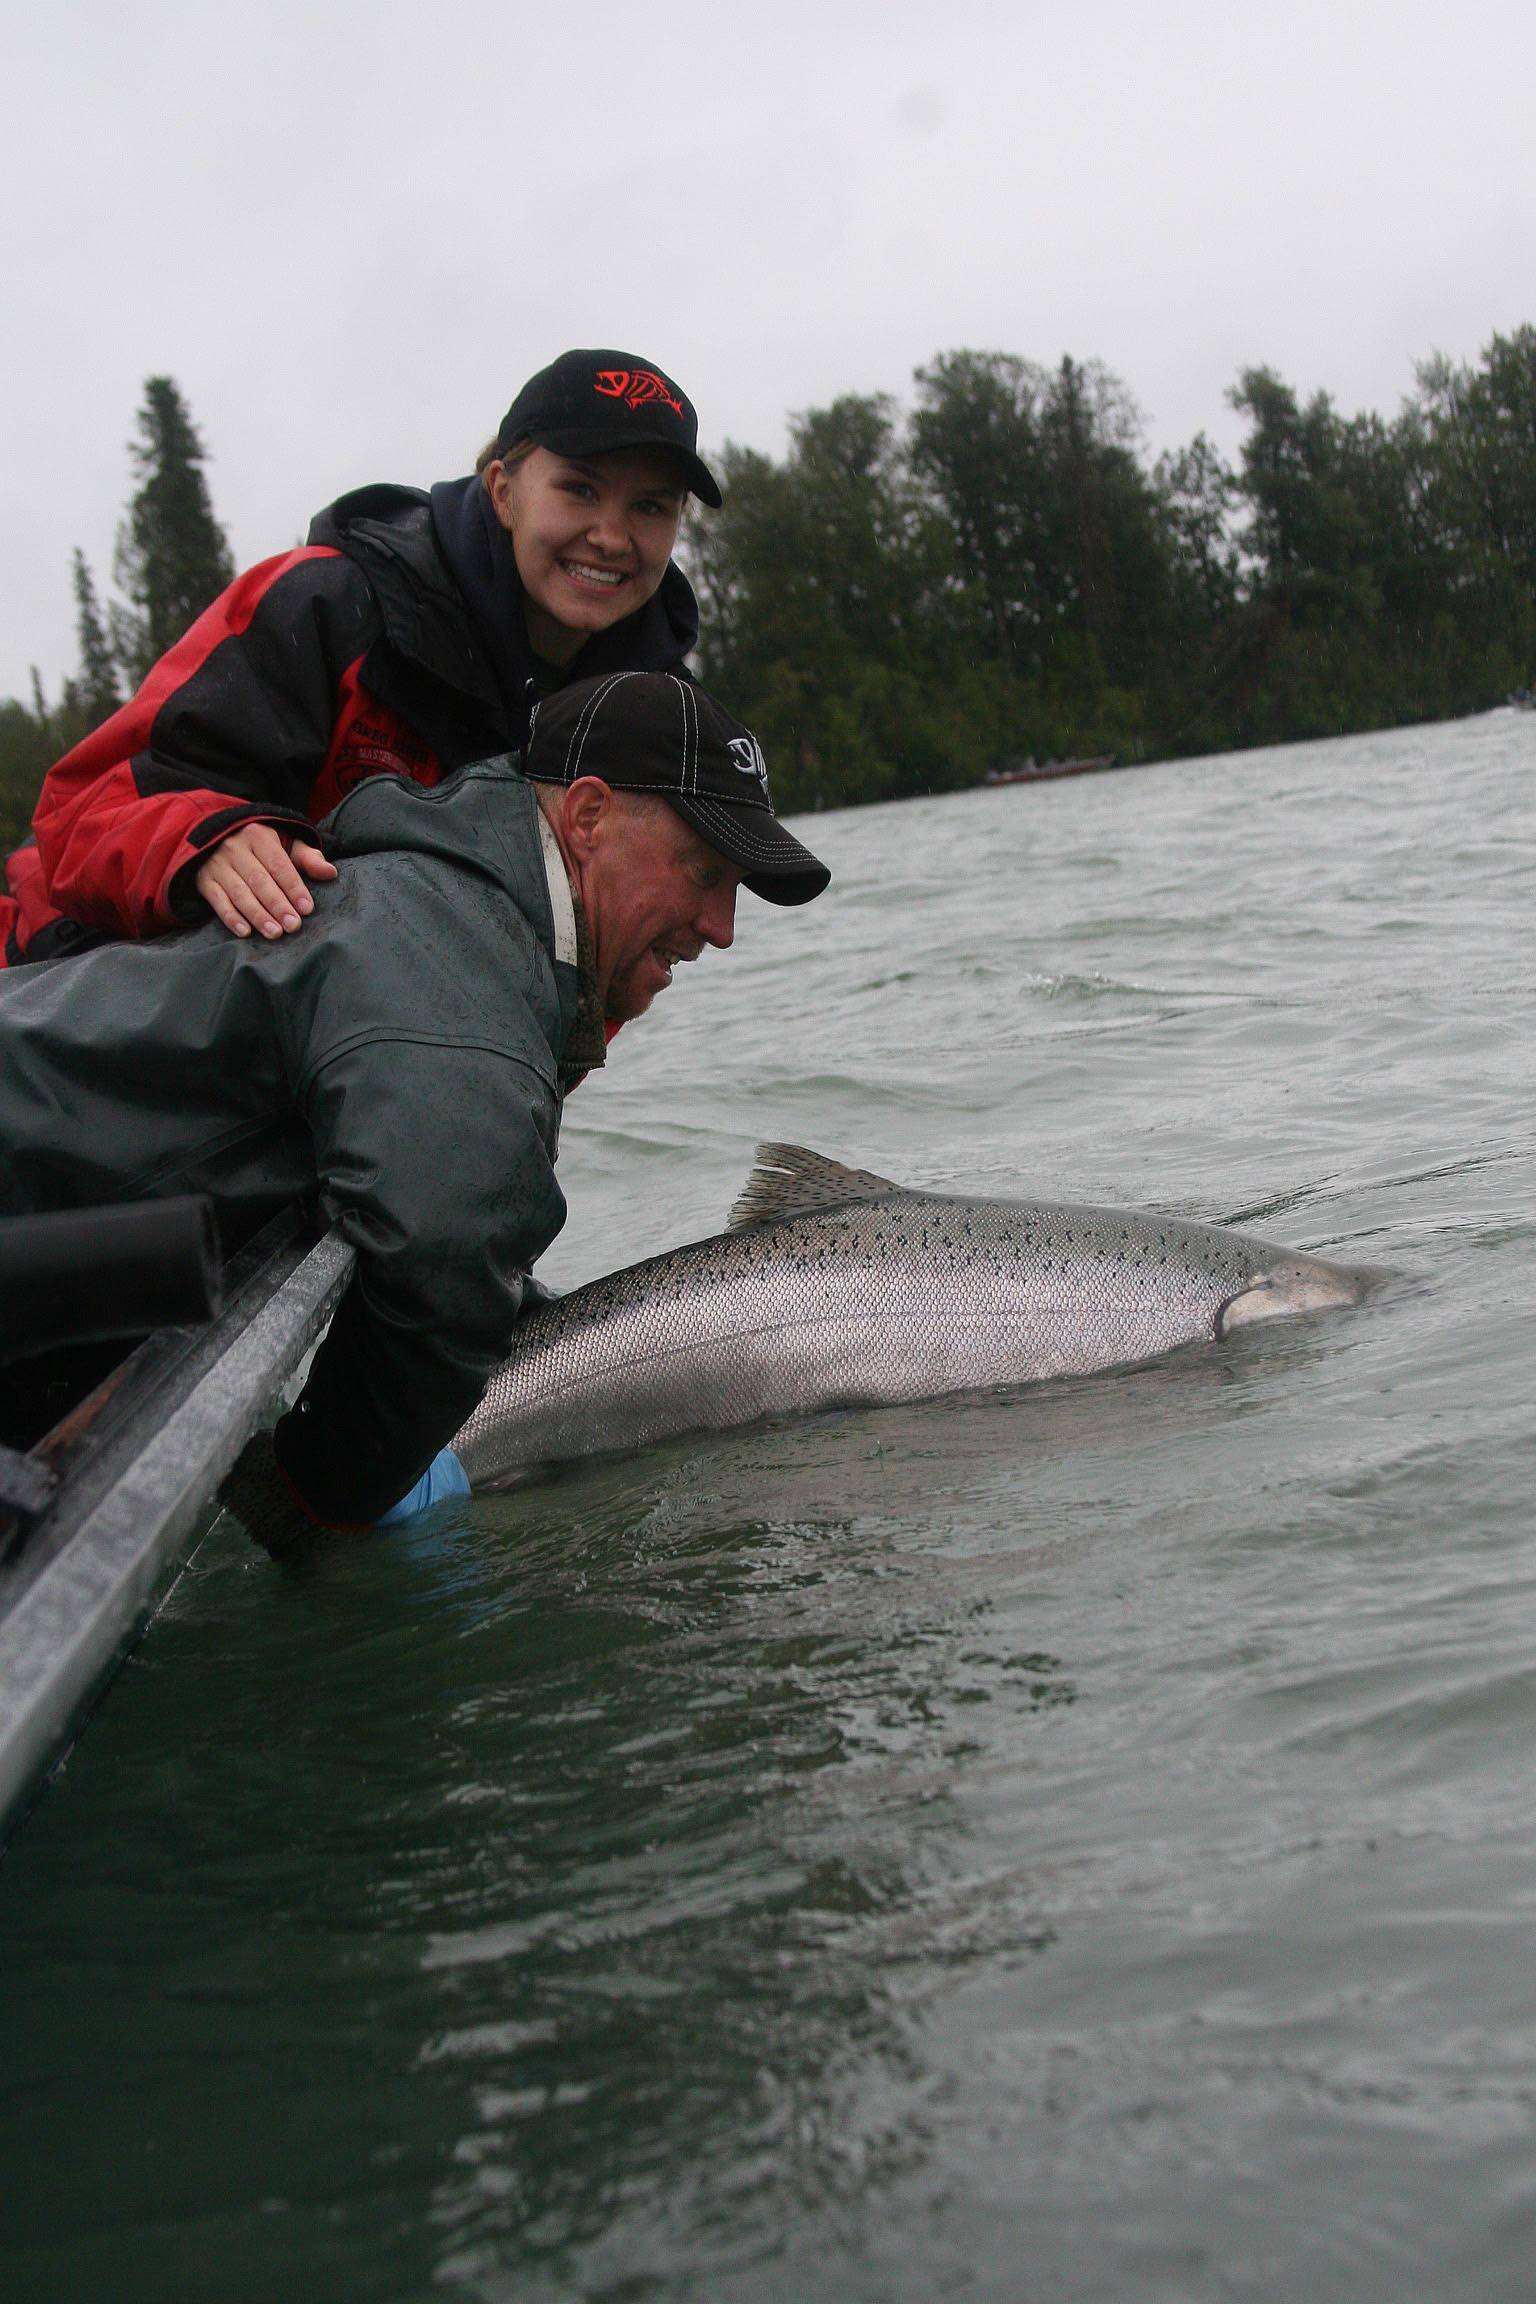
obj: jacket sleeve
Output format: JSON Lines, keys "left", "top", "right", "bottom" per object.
{"left": 30, "top": 547, "right": 376, "bottom": 939}
{"left": 271, "top": 1034, "right": 568, "bottom": 1525}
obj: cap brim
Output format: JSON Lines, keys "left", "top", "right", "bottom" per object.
{"left": 521, "top": 424, "right": 723, "bottom": 508}
{"left": 667, "top": 793, "right": 831, "bottom": 906}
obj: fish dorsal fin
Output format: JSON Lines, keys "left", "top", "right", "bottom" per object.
{"left": 727, "top": 1143, "right": 902, "bottom": 1231}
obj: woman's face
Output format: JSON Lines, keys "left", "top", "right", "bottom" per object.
{"left": 488, "top": 445, "right": 687, "bottom": 664}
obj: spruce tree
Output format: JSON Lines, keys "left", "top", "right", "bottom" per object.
{"left": 0, "top": 682, "right": 56, "bottom": 848}
{"left": 71, "top": 548, "right": 121, "bottom": 725}
{"left": 111, "top": 376, "right": 235, "bottom": 686}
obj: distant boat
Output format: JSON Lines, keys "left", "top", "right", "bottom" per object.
{"left": 983, "top": 753, "right": 1117, "bottom": 787}
{"left": 1509, "top": 688, "right": 1535, "bottom": 711}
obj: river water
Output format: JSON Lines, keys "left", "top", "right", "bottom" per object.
{"left": 2, "top": 709, "right": 1533, "bottom": 2302}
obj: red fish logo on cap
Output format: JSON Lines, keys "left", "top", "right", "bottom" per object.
{"left": 594, "top": 368, "right": 685, "bottom": 419}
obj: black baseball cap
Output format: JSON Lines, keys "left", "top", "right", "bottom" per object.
{"left": 524, "top": 672, "right": 830, "bottom": 906}
{"left": 496, "top": 349, "right": 723, "bottom": 508}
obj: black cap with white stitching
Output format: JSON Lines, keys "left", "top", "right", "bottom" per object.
{"left": 523, "top": 672, "right": 830, "bottom": 906}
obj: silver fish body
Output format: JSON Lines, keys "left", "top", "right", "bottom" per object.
{"left": 453, "top": 1145, "right": 1373, "bottom": 1487}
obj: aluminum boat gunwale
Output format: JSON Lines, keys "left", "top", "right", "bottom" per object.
{"left": 0, "top": 1213, "right": 354, "bottom": 1844}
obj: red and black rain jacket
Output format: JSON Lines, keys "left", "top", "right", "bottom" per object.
{"left": 4, "top": 480, "right": 701, "bottom": 965}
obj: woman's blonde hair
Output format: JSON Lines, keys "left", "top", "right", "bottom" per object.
{"left": 474, "top": 436, "right": 538, "bottom": 480}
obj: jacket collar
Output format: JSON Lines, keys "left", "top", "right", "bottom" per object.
{"left": 310, "top": 484, "right": 508, "bottom": 726}
{"left": 537, "top": 810, "right": 606, "bottom": 1082}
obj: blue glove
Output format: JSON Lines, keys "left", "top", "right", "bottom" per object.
{"left": 375, "top": 1446, "right": 471, "bottom": 1525}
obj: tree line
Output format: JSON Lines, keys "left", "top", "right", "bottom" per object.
{"left": 4, "top": 331, "right": 1534, "bottom": 850}
{"left": 689, "top": 328, "right": 1536, "bottom": 808}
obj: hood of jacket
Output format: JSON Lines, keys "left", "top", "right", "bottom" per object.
{"left": 307, "top": 479, "right": 700, "bottom": 738}
{"left": 321, "top": 747, "right": 549, "bottom": 910}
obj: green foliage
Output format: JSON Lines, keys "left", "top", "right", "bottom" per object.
{"left": 0, "top": 695, "right": 54, "bottom": 853}
{"left": 909, "top": 350, "right": 1058, "bottom": 664}
{"left": 0, "top": 376, "right": 234, "bottom": 847}
{"left": 111, "top": 376, "right": 235, "bottom": 687}
{"left": 694, "top": 326, "right": 1536, "bottom": 803}
{"left": 72, "top": 549, "right": 120, "bottom": 726}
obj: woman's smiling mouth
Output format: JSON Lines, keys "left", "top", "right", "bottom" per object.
{"left": 560, "top": 559, "right": 628, "bottom": 591}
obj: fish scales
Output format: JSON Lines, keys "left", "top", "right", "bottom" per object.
{"left": 452, "top": 1146, "right": 1373, "bottom": 1488}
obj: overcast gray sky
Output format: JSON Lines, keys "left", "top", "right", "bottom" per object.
{"left": 3, "top": 0, "right": 1532, "bottom": 702}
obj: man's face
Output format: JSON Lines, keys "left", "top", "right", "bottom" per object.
{"left": 580, "top": 794, "right": 740, "bottom": 1023}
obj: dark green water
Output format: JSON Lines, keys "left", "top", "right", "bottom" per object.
{"left": 3, "top": 712, "right": 1534, "bottom": 2301}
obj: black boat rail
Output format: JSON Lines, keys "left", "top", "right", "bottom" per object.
{"left": 0, "top": 1197, "right": 223, "bottom": 1365}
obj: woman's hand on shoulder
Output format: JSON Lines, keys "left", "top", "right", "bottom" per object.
{"left": 195, "top": 824, "right": 339, "bottom": 939}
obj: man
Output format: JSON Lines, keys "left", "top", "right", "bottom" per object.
{"left": 0, "top": 671, "right": 829, "bottom": 1528}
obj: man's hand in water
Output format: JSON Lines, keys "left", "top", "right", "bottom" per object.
{"left": 195, "top": 824, "right": 339, "bottom": 939}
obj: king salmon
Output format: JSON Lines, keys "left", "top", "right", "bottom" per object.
{"left": 452, "top": 1145, "right": 1376, "bottom": 1486}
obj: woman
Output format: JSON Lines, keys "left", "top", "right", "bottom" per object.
{"left": 3, "top": 348, "right": 721, "bottom": 963}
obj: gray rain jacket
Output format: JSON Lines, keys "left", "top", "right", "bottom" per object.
{"left": 0, "top": 762, "right": 583, "bottom": 1522}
